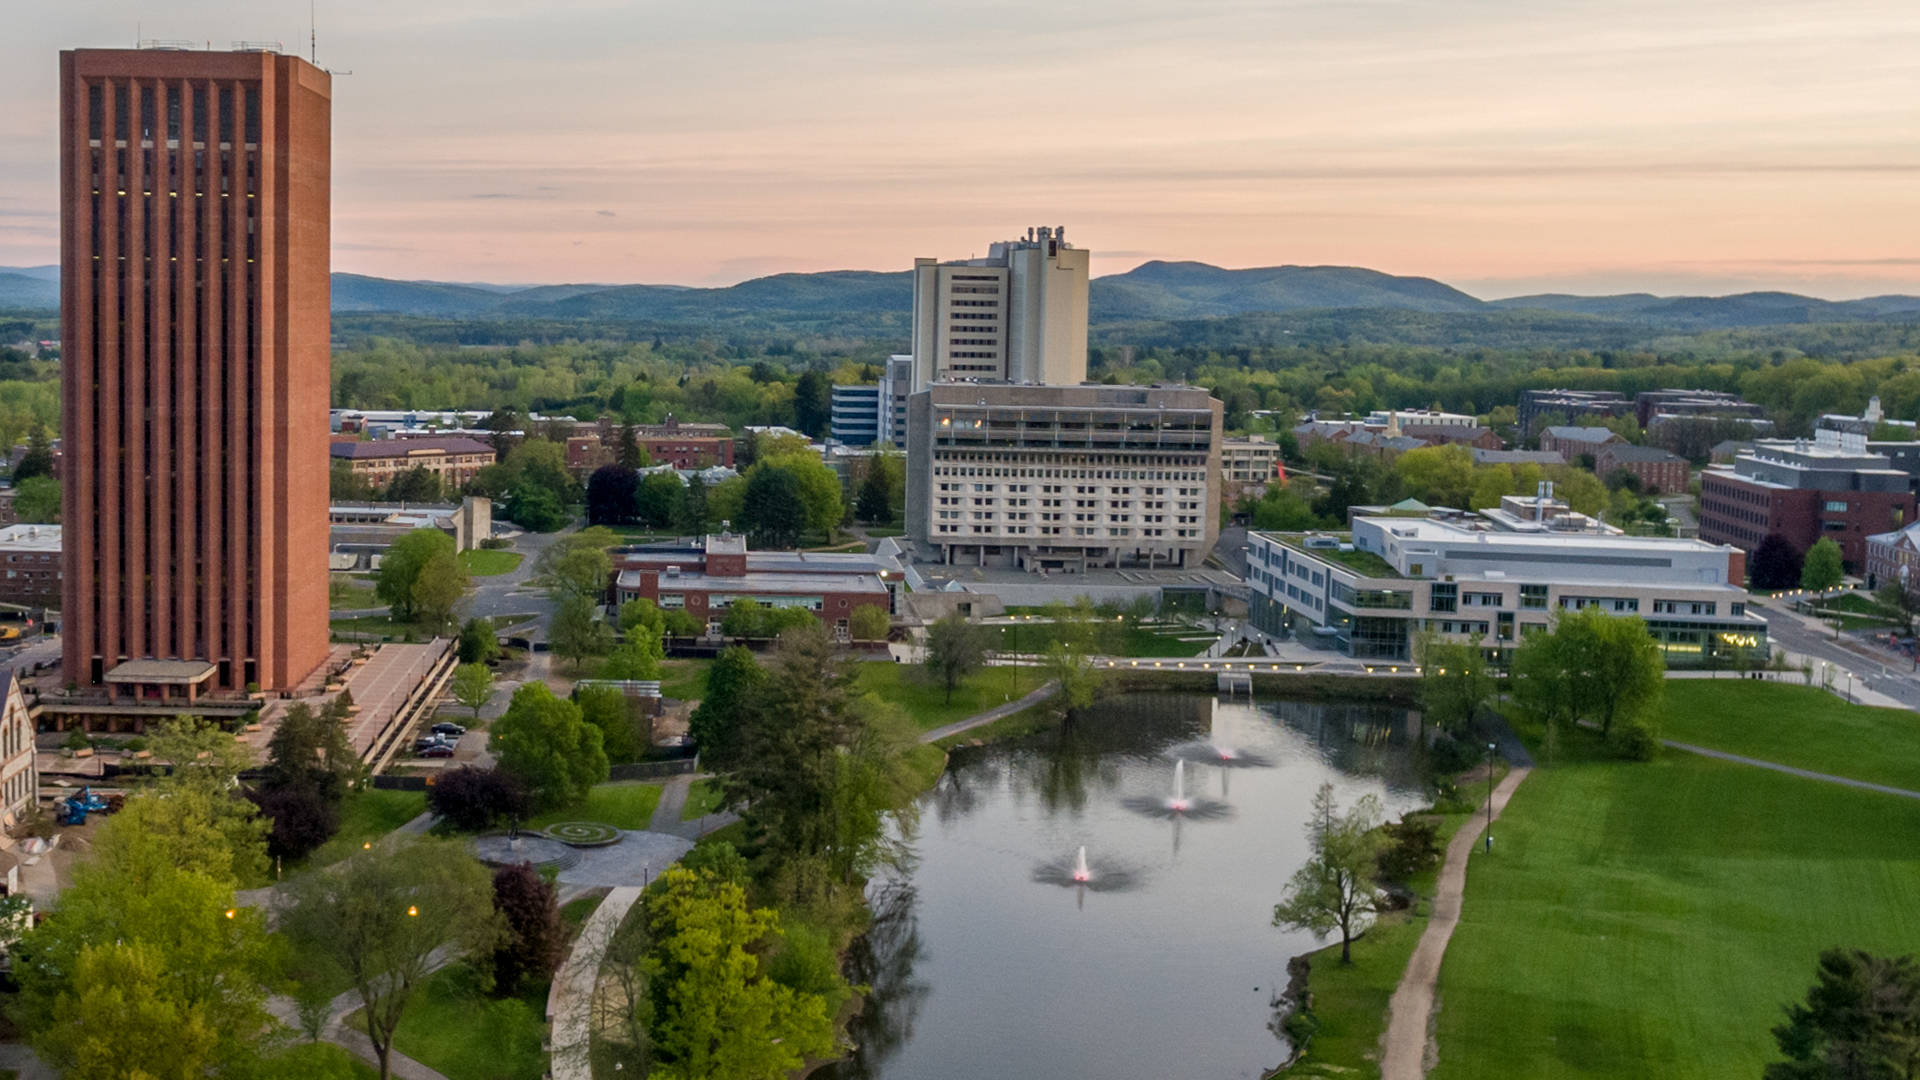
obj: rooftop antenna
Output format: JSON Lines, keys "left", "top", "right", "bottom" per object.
{"left": 310, "top": 0, "right": 316, "bottom": 63}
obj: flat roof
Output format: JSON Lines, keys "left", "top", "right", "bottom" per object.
{"left": 331, "top": 437, "right": 493, "bottom": 459}
{"left": 104, "top": 659, "right": 218, "bottom": 685}
{"left": 618, "top": 569, "right": 889, "bottom": 595}
{"left": 1351, "top": 516, "right": 1730, "bottom": 554}
{"left": 0, "top": 524, "right": 60, "bottom": 550}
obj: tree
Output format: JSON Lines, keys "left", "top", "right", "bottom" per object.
{"left": 484, "top": 406, "right": 521, "bottom": 457}
{"left": 923, "top": 614, "right": 988, "bottom": 704}
{"left": 263, "top": 701, "right": 360, "bottom": 801}
{"left": 425, "top": 766, "right": 528, "bottom": 833}
{"left": 504, "top": 486, "right": 568, "bottom": 532}
{"left": 450, "top": 662, "right": 495, "bottom": 720}
{"left": 1802, "top": 537, "right": 1846, "bottom": 592}
{"left": 849, "top": 603, "right": 891, "bottom": 642}
{"left": 247, "top": 784, "right": 339, "bottom": 861}
{"left": 332, "top": 458, "right": 374, "bottom": 501}
{"left": 586, "top": 464, "right": 639, "bottom": 526}
{"left": 1252, "top": 483, "right": 1318, "bottom": 531}
{"left": 689, "top": 645, "right": 763, "bottom": 769}
{"left": 577, "top": 683, "right": 643, "bottom": 764}
{"left": 1513, "top": 608, "right": 1665, "bottom": 756}
{"left": 456, "top": 616, "right": 500, "bottom": 665}
{"left": 1877, "top": 581, "right": 1919, "bottom": 637}
{"left": 1766, "top": 948, "right": 1920, "bottom": 1080}
{"left": 760, "top": 453, "right": 844, "bottom": 541}
{"left": 740, "top": 465, "right": 808, "bottom": 549}
{"left": 604, "top": 629, "right": 664, "bottom": 682}
{"left": 377, "top": 528, "right": 456, "bottom": 622}
{"left": 410, "top": 548, "right": 468, "bottom": 630}
{"left": 1417, "top": 635, "right": 1493, "bottom": 733}
{"left": 490, "top": 862, "right": 566, "bottom": 996}
{"left": 619, "top": 597, "right": 668, "bottom": 638}
{"left": 679, "top": 471, "right": 710, "bottom": 534}
{"left": 13, "top": 425, "right": 53, "bottom": 481}
{"left": 549, "top": 594, "right": 612, "bottom": 671}
{"left": 489, "top": 682, "right": 610, "bottom": 810}
{"left": 384, "top": 466, "right": 443, "bottom": 503}
{"left": 13, "top": 474, "right": 59, "bottom": 523}
{"left": 1752, "top": 532, "right": 1805, "bottom": 590}
{"left": 282, "top": 838, "right": 503, "bottom": 1080}
{"left": 792, "top": 369, "right": 832, "bottom": 439}
{"left": 533, "top": 529, "right": 616, "bottom": 607}
{"left": 1272, "top": 783, "right": 1388, "bottom": 964}
{"left": 855, "top": 458, "right": 893, "bottom": 524}
{"left": 641, "top": 866, "right": 837, "bottom": 1080}
{"left": 635, "top": 471, "right": 686, "bottom": 529}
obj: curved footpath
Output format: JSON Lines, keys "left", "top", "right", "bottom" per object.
{"left": 1380, "top": 765, "right": 1532, "bottom": 1080}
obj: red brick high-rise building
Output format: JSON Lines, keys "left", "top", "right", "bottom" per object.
{"left": 60, "top": 47, "right": 331, "bottom": 694}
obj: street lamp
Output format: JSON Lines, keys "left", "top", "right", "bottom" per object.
{"left": 1484, "top": 742, "right": 1497, "bottom": 853}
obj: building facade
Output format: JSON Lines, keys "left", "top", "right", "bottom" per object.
{"left": 1699, "top": 434, "right": 1917, "bottom": 571}
{"left": 1245, "top": 513, "right": 1762, "bottom": 666}
{"left": 0, "top": 524, "right": 62, "bottom": 609}
{"left": 1539, "top": 425, "right": 1627, "bottom": 458}
{"left": 1865, "top": 521, "right": 1920, "bottom": 597}
{"left": 830, "top": 383, "right": 882, "bottom": 445}
{"left": 880, "top": 355, "right": 912, "bottom": 447}
{"left": 332, "top": 436, "right": 496, "bottom": 492}
{"left": 905, "top": 382, "right": 1223, "bottom": 571}
{"left": 1517, "top": 389, "right": 1632, "bottom": 436}
{"left": 1221, "top": 435, "right": 1284, "bottom": 499}
{"left": 907, "top": 226, "right": 1089, "bottom": 393}
{"left": 1593, "top": 444, "right": 1690, "bottom": 494}
{"left": 61, "top": 47, "right": 331, "bottom": 692}
{"left": 612, "top": 533, "right": 892, "bottom": 638}
{"left": 0, "top": 675, "right": 35, "bottom": 838}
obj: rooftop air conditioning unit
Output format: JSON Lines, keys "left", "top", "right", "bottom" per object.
{"left": 665, "top": 565, "right": 681, "bottom": 577}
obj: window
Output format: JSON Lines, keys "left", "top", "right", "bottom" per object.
{"left": 1520, "top": 584, "right": 1549, "bottom": 610}
{"left": 1824, "top": 500, "right": 1850, "bottom": 513}
{"left": 1429, "top": 582, "right": 1457, "bottom": 613}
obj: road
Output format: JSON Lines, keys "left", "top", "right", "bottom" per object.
{"left": 464, "top": 522, "right": 577, "bottom": 632}
{"left": 1212, "top": 524, "right": 1249, "bottom": 579}
{"left": 1761, "top": 603, "right": 1920, "bottom": 709}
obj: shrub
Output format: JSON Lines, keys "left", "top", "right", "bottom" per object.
{"left": 1377, "top": 814, "right": 1443, "bottom": 884}
{"left": 1615, "top": 717, "right": 1662, "bottom": 762}
{"left": 427, "top": 766, "right": 530, "bottom": 832}
{"left": 61, "top": 728, "right": 90, "bottom": 752}
{"left": 491, "top": 861, "right": 566, "bottom": 995}
{"left": 766, "top": 921, "right": 847, "bottom": 1008}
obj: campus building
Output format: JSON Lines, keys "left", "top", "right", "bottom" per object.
{"left": 0, "top": 524, "right": 62, "bottom": 610}
{"left": 906, "top": 226, "right": 1089, "bottom": 393}
{"left": 1245, "top": 504, "right": 1763, "bottom": 666}
{"left": 0, "top": 674, "right": 35, "bottom": 841}
{"left": 60, "top": 47, "right": 331, "bottom": 693}
{"left": 904, "top": 382, "right": 1223, "bottom": 571}
{"left": 830, "top": 383, "right": 882, "bottom": 445}
{"left": 1593, "top": 443, "right": 1690, "bottom": 495}
{"left": 1699, "top": 432, "right": 1917, "bottom": 572}
{"left": 1221, "top": 435, "right": 1285, "bottom": 500}
{"left": 331, "top": 437, "right": 496, "bottom": 492}
{"left": 612, "top": 533, "right": 895, "bottom": 638}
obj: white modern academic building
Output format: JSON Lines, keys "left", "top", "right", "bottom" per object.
{"left": 1246, "top": 495, "right": 1766, "bottom": 666}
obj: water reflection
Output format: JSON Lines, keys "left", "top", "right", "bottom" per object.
{"left": 823, "top": 693, "right": 1427, "bottom": 1080}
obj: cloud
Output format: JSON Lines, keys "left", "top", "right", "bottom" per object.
{"left": 595, "top": 209, "right": 616, "bottom": 217}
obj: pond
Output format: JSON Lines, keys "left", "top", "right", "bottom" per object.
{"left": 822, "top": 692, "right": 1432, "bottom": 1080}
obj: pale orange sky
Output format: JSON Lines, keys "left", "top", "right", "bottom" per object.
{"left": 5, "top": 0, "right": 1920, "bottom": 298}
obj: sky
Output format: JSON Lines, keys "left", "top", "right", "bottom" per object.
{"left": 4, "top": 0, "right": 1920, "bottom": 298}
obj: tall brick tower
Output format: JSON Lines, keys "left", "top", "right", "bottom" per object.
{"left": 60, "top": 46, "right": 331, "bottom": 694}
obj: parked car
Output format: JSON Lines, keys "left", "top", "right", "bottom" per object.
{"left": 430, "top": 722, "right": 467, "bottom": 737}
{"left": 416, "top": 744, "right": 456, "bottom": 759}
{"left": 413, "top": 735, "right": 453, "bottom": 751}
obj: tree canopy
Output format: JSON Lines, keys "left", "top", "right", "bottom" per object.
{"left": 489, "top": 682, "right": 610, "bottom": 809}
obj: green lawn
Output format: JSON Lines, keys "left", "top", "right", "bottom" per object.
{"left": 458, "top": 548, "right": 525, "bottom": 576}
{"left": 1659, "top": 680, "right": 1920, "bottom": 793}
{"left": 271, "top": 1043, "right": 378, "bottom": 1079}
{"left": 658, "top": 658, "right": 712, "bottom": 702}
{"left": 305, "top": 789, "right": 427, "bottom": 869}
{"left": 526, "top": 781, "right": 663, "bottom": 831}
{"left": 381, "top": 965, "right": 548, "bottom": 1080}
{"left": 329, "top": 614, "right": 435, "bottom": 642}
{"left": 1429, "top": 730, "right": 1920, "bottom": 1079}
{"left": 328, "top": 576, "right": 379, "bottom": 610}
{"left": 1286, "top": 811, "right": 1474, "bottom": 1078}
{"left": 560, "top": 893, "right": 604, "bottom": 933}
{"left": 681, "top": 778, "right": 727, "bottom": 821}
{"left": 855, "top": 660, "right": 1046, "bottom": 731}
{"left": 989, "top": 619, "right": 1214, "bottom": 658}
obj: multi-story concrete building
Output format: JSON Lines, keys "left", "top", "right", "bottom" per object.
{"left": 0, "top": 524, "right": 62, "bottom": 610}
{"left": 1221, "top": 435, "right": 1284, "bottom": 500}
{"left": 61, "top": 47, "right": 331, "bottom": 693}
{"left": 907, "top": 226, "right": 1089, "bottom": 393}
{"left": 1363, "top": 408, "right": 1478, "bottom": 429}
{"left": 1246, "top": 509, "right": 1762, "bottom": 666}
{"left": 1632, "top": 389, "right": 1769, "bottom": 429}
{"left": 905, "top": 382, "right": 1223, "bottom": 571}
{"left": 1593, "top": 444, "right": 1690, "bottom": 495}
{"left": 1517, "top": 389, "right": 1632, "bottom": 436}
{"left": 332, "top": 437, "right": 496, "bottom": 492}
{"left": 880, "top": 355, "right": 912, "bottom": 447}
{"left": 0, "top": 674, "right": 35, "bottom": 840}
{"left": 1699, "top": 432, "right": 1917, "bottom": 571}
{"left": 830, "top": 383, "right": 882, "bottom": 445}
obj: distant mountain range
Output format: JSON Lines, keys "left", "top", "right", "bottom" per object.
{"left": 6, "top": 259, "right": 1920, "bottom": 333}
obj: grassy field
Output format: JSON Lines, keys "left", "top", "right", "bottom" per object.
{"left": 328, "top": 575, "right": 379, "bottom": 609}
{"left": 681, "top": 778, "right": 727, "bottom": 821}
{"left": 273, "top": 1043, "right": 378, "bottom": 1079}
{"left": 305, "top": 789, "right": 427, "bottom": 869}
{"left": 329, "top": 614, "right": 435, "bottom": 642}
{"left": 381, "top": 965, "right": 548, "bottom": 1080}
{"left": 458, "top": 548, "right": 525, "bottom": 576}
{"left": 527, "top": 781, "right": 663, "bottom": 831}
{"left": 1660, "top": 679, "right": 1920, "bottom": 793}
{"left": 989, "top": 619, "right": 1215, "bottom": 658}
{"left": 658, "top": 657, "right": 712, "bottom": 702}
{"left": 854, "top": 659, "right": 1047, "bottom": 731}
{"left": 1429, "top": 728, "right": 1920, "bottom": 1079}
{"left": 1285, "top": 811, "right": 1475, "bottom": 1078}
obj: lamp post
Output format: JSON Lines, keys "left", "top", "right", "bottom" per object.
{"left": 1485, "top": 741, "right": 1497, "bottom": 853}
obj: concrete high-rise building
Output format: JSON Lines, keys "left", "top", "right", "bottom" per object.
{"left": 60, "top": 46, "right": 332, "bottom": 694}
{"left": 908, "top": 226, "right": 1089, "bottom": 392}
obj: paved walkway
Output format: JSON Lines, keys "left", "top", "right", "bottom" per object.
{"left": 1663, "top": 740, "right": 1920, "bottom": 800}
{"left": 548, "top": 885, "right": 644, "bottom": 1080}
{"left": 1380, "top": 765, "right": 1532, "bottom": 1080}
{"left": 651, "top": 773, "right": 692, "bottom": 831}
{"left": 919, "top": 680, "right": 1060, "bottom": 744}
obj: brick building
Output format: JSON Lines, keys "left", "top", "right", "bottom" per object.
{"left": 1539, "top": 425, "right": 1627, "bottom": 459}
{"left": 565, "top": 419, "right": 734, "bottom": 476}
{"left": 613, "top": 533, "right": 891, "bottom": 638}
{"left": 0, "top": 525, "right": 61, "bottom": 609}
{"left": 331, "top": 437, "right": 496, "bottom": 492}
{"left": 1865, "top": 521, "right": 1920, "bottom": 597}
{"left": 1699, "top": 434, "right": 1916, "bottom": 572}
{"left": 1594, "top": 444, "right": 1690, "bottom": 495}
{"left": 61, "top": 47, "right": 332, "bottom": 693}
